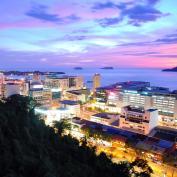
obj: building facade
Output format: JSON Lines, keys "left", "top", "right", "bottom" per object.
{"left": 119, "top": 106, "right": 159, "bottom": 135}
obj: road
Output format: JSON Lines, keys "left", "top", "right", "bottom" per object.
{"left": 96, "top": 145, "right": 177, "bottom": 177}
{"left": 79, "top": 108, "right": 177, "bottom": 177}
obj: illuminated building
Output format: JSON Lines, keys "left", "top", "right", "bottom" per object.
{"left": 92, "top": 73, "right": 101, "bottom": 92}
{"left": 0, "top": 73, "right": 5, "bottom": 98}
{"left": 68, "top": 76, "right": 84, "bottom": 90}
{"left": 51, "top": 88, "right": 62, "bottom": 101}
{"left": 45, "top": 75, "right": 84, "bottom": 91}
{"left": 35, "top": 106, "right": 73, "bottom": 125}
{"left": 42, "top": 89, "right": 52, "bottom": 105}
{"left": 60, "top": 100, "right": 80, "bottom": 117}
{"left": 152, "top": 93, "right": 177, "bottom": 128}
{"left": 95, "top": 87, "right": 107, "bottom": 103}
{"left": 4, "top": 83, "right": 21, "bottom": 98}
{"left": 119, "top": 89, "right": 152, "bottom": 109}
{"left": 71, "top": 117, "right": 86, "bottom": 139}
{"left": 107, "top": 88, "right": 119, "bottom": 106}
{"left": 30, "top": 88, "right": 52, "bottom": 105}
{"left": 64, "top": 89, "right": 90, "bottom": 103}
{"left": 2, "top": 78, "right": 29, "bottom": 98}
{"left": 95, "top": 82, "right": 177, "bottom": 129}
{"left": 119, "top": 106, "right": 158, "bottom": 135}
{"left": 32, "top": 72, "right": 41, "bottom": 82}
{"left": 90, "top": 113, "right": 119, "bottom": 125}
{"left": 29, "top": 88, "right": 43, "bottom": 104}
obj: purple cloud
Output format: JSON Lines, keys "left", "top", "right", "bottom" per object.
{"left": 123, "top": 5, "right": 168, "bottom": 26}
{"left": 155, "top": 32, "right": 177, "bottom": 44}
{"left": 92, "top": 1, "right": 118, "bottom": 10}
{"left": 26, "top": 4, "right": 60, "bottom": 22}
{"left": 97, "top": 17, "right": 122, "bottom": 27}
{"left": 94, "top": 1, "right": 169, "bottom": 27}
{"left": 25, "top": 4, "right": 80, "bottom": 24}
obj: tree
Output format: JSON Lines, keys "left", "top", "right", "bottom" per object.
{"left": 0, "top": 95, "right": 150, "bottom": 177}
{"left": 52, "top": 119, "right": 71, "bottom": 136}
{"left": 130, "top": 158, "right": 153, "bottom": 177}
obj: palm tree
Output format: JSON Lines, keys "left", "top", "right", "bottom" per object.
{"left": 52, "top": 119, "right": 71, "bottom": 136}
{"left": 130, "top": 158, "right": 153, "bottom": 177}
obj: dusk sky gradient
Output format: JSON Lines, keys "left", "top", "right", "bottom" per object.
{"left": 0, "top": 0, "right": 177, "bottom": 69}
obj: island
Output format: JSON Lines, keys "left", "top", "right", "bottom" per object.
{"left": 162, "top": 67, "right": 177, "bottom": 72}
{"left": 100, "top": 67, "right": 114, "bottom": 70}
{"left": 1, "top": 71, "right": 65, "bottom": 76}
{"left": 74, "top": 67, "right": 83, "bottom": 70}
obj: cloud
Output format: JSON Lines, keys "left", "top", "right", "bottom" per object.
{"left": 146, "top": 0, "right": 160, "bottom": 5}
{"left": 122, "top": 51, "right": 159, "bottom": 56}
{"left": 26, "top": 4, "right": 60, "bottom": 22}
{"left": 25, "top": 4, "right": 80, "bottom": 24}
{"left": 151, "top": 54, "right": 177, "bottom": 58}
{"left": 155, "top": 32, "right": 177, "bottom": 44}
{"left": 97, "top": 17, "right": 122, "bottom": 27}
{"left": 40, "top": 58, "right": 47, "bottom": 62}
{"left": 92, "top": 2, "right": 118, "bottom": 10}
{"left": 94, "top": 1, "right": 169, "bottom": 27}
{"left": 123, "top": 5, "right": 168, "bottom": 26}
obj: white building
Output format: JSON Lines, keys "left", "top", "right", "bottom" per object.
{"left": 4, "top": 83, "right": 20, "bottom": 98}
{"left": 91, "top": 113, "right": 119, "bottom": 125}
{"left": 119, "top": 106, "right": 158, "bottom": 135}
{"left": 35, "top": 106, "right": 73, "bottom": 125}
{"left": 60, "top": 100, "right": 80, "bottom": 117}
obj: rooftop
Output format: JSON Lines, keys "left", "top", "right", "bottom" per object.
{"left": 61, "top": 100, "right": 79, "bottom": 105}
{"left": 125, "top": 106, "right": 145, "bottom": 113}
{"left": 67, "top": 89, "right": 90, "bottom": 95}
{"left": 92, "top": 113, "right": 118, "bottom": 119}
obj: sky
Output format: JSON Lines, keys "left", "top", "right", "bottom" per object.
{"left": 0, "top": 0, "right": 177, "bottom": 69}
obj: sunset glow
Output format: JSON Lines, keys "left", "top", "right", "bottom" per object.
{"left": 0, "top": 0, "right": 177, "bottom": 69}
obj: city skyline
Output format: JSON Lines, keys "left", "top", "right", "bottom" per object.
{"left": 0, "top": 0, "right": 177, "bottom": 69}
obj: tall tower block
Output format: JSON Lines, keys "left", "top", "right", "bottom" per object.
{"left": 92, "top": 73, "right": 101, "bottom": 92}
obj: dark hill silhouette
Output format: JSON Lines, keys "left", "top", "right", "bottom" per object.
{"left": 0, "top": 95, "right": 152, "bottom": 177}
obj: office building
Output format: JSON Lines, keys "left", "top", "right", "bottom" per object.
{"left": 64, "top": 89, "right": 90, "bottom": 103}
{"left": 35, "top": 106, "right": 73, "bottom": 125}
{"left": 92, "top": 73, "right": 101, "bottom": 92}
{"left": 91, "top": 113, "right": 119, "bottom": 125}
{"left": 4, "top": 83, "right": 21, "bottom": 98}
{"left": 45, "top": 75, "right": 84, "bottom": 91}
{"left": 119, "top": 106, "right": 158, "bottom": 135}
{"left": 152, "top": 93, "right": 177, "bottom": 128}
{"left": 68, "top": 76, "right": 84, "bottom": 90}
{"left": 29, "top": 88, "right": 52, "bottom": 105}
{"left": 60, "top": 100, "right": 80, "bottom": 117}
{"left": 0, "top": 73, "right": 5, "bottom": 96}
{"left": 2, "top": 79, "right": 29, "bottom": 98}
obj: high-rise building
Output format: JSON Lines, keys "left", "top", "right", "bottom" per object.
{"left": 92, "top": 73, "right": 101, "bottom": 92}
{"left": 0, "top": 73, "right": 5, "bottom": 97}
{"left": 45, "top": 75, "right": 83, "bottom": 91}
{"left": 152, "top": 93, "right": 177, "bottom": 128}
{"left": 32, "top": 73, "right": 41, "bottom": 82}
{"left": 4, "top": 83, "right": 21, "bottom": 98}
{"left": 68, "top": 76, "right": 84, "bottom": 90}
{"left": 2, "top": 78, "right": 29, "bottom": 98}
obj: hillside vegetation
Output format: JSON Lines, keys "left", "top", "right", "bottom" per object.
{"left": 0, "top": 95, "right": 152, "bottom": 177}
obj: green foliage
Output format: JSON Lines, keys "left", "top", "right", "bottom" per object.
{"left": 0, "top": 95, "right": 153, "bottom": 177}
{"left": 52, "top": 119, "right": 71, "bottom": 136}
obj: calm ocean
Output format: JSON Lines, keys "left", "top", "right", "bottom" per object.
{"left": 9, "top": 68, "right": 177, "bottom": 91}
{"left": 59, "top": 68, "right": 177, "bottom": 91}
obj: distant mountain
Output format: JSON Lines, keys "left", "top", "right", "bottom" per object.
{"left": 162, "top": 67, "right": 177, "bottom": 72}
{"left": 100, "top": 67, "right": 114, "bottom": 70}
